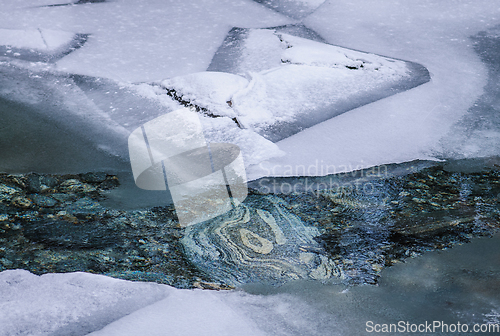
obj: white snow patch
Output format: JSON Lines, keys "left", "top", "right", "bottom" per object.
{"left": 0, "top": 270, "right": 335, "bottom": 336}
{"left": 198, "top": 115, "right": 285, "bottom": 166}
{"left": 154, "top": 30, "right": 410, "bottom": 165}
{"left": 88, "top": 289, "right": 267, "bottom": 336}
{"left": 160, "top": 72, "right": 249, "bottom": 119}
{"left": 0, "top": 270, "right": 172, "bottom": 336}
{"left": 237, "top": 29, "right": 285, "bottom": 74}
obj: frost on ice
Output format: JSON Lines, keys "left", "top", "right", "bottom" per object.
{"left": 0, "top": 28, "right": 88, "bottom": 62}
{"left": 0, "top": 270, "right": 328, "bottom": 336}
{"left": 252, "top": 0, "right": 326, "bottom": 19}
{"left": 156, "top": 25, "right": 430, "bottom": 143}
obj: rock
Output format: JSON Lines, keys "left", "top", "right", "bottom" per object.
{"left": 65, "top": 198, "right": 104, "bottom": 219}
{"left": 80, "top": 172, "right": 107, "bottom": 183}
{"left": 51, "top": 193, "right": 76, "bottom": 202}
{"left": 11, "top": 196, "right": 32, "bottom": 208}
{"left": 99, "top": 176, "right": 120, "bottom": 189}
{"left": 0, "top": 184, "right": 22, "bottom": 202}
{"left": 56, "top": 211, "right": 78, "bottom": 224}
{"left": 181, "top": 195, "right": 341, "bottom": 286}
{"left": 25, "top": 173, "right": 43, "bottom": 193}
{"left": 40, "top": 175, "right": 59, "bottom": 188}
{"left": 30, "top": 195, "right": 58, "bottom": 207}
{"left": 60, "top": 179, "right": 96, "bottom": 193}
{"left": 22, "top": 219, "right": 122, "bottom": 249}
{"left": 0, "top": 258, "right": 13, "bottom": 267}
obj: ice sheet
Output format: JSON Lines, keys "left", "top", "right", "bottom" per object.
{"left": 247, "top": 0, "right": 500, "bottom": 179}
{"left": 0, "top": 270, "right": 333, "bottom": 336}
{"left": 441, "top": 25, "right": 500, "bottom": 158}
{"left": 252, "top": 0, "right": 325, "bottom": 19}
{"left": 87, "top": 290, "right": 267, "bottom": 336}
{"left": 0, "top": 270, "right": 172, "bottom": 336}
{"left": 0, "top": 28, "right": 87, "bottom": 62}
{"left": 0, "top": 0, "right": 291, "bottom": 82}
{"left": 0, "top": 0, "right": 498, "bottom": 182}
{"left": 158, "top": 27, "right": 428, "bottom": 153}
{"left": 1, "top": 0, "right": 72, "bottom": 10}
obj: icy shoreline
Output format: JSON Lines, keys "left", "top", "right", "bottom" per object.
{"left": 1, "top": 0, "right": 500, "bottom": 335}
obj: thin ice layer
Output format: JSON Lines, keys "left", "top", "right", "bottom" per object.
{"left": 0, "top": 63, "right": 176, "bottom": 174}
{"left": 0, "top": 29, "right": 72, "bottom": 50}
{"left": 440, "top": 25, "right": 500, "bottom": 159}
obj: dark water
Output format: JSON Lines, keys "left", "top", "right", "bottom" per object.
{"left": 242, "top": 232, "right": 500, "bottom": 335}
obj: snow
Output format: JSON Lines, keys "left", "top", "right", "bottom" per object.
{"left": 1, "top": 0, "right": 500, "bottom": 334}
{"left": 0, "top": 270, "right": 332, "bottom": 336}
{"left": 0, "top": 0, "right": 292, "bottom": 82}
{"left": 0, "top": 29, "right": 74, "bottom": 51}
{"left": 1, "top": 0, "right": 72, "bottom": 10}
{"left": 236, "top": 29, "right": 285, "bottom": 73}
{"left": 247, "top": 0, "right": 500, "bottom": 179}
{"left": 160, "top": 72, "right": 248, "bottom": 119}
{"left": 152, "top": 28, "right": 416, "bottom": 163}
{"left": 253, "top": 0, "right": 326, "bottom": 19}
{"left": 87, "top": 289, "right": 267, "bottom": 336}
{"left": 0, "top": 270, "right": 172, "bottom": 336}
{"left": 1, "top": 0, "right": 498, "bottom": 180}
{"left": 0, "top": 28, "right": 83, "bottom": 62}
{"left": 195, "top": 115, "right": 284, "bottom": 166}
{"left": 134, "top": 80, "right": 284, "bottom": 167}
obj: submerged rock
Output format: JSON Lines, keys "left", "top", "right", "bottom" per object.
{"left": 30, "top": 195, "right": 58, "bottom": 208}
{"left": 0, "top": 158, "right": 499, "bottom": 288}
{"left": 22, "top": 219, "right": 121, "bottom": 249}
{"left": 181, "top": 195, "right": 340, "bottom": 286}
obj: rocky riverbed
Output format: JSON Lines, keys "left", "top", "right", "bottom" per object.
{"left": 0, "top": 158, "right": 499, "bottom": 290}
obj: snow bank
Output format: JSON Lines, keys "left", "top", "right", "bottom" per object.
{"left": 87, "top": 289, "right": 267, "bottom": 336}
{"left": 0, "top": 270, "right": 171, "bottom": 336}
{"left": 0, "top": 270, "right": 335, "bottom": 336}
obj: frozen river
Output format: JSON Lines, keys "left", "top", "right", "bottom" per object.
{"left": 1, "top": 0, "right": 500, "bottom": 335}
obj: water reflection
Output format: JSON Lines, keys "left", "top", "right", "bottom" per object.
{"left": 243, "top": 233, "right": 500, "bottom": 335}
